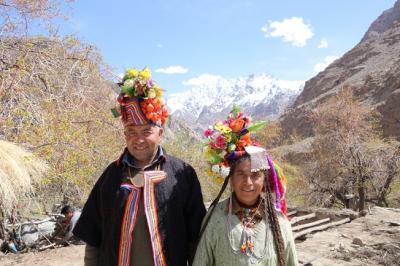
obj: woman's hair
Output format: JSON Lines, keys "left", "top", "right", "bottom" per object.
{"left": 227, "top": 153, "right": 251, "bottom": 175}
{"left": 263, "top": 169, "right": 286, "bottom": 266}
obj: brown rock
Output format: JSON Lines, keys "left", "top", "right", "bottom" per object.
{"left": 352, "top": 237, "right": 364, "bottom": 246}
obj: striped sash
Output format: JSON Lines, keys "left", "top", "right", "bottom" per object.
{"left": 118, "top": 170, "right": 167, "bottom": 266}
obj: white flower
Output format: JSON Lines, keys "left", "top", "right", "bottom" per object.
{"left": 211, "top": 165, "right": 220, "bottom": 173}
{"left": 124, "top": 79, "right": 134, "bottom": 88}
{"left": 147, "top": 88, "right": 156, "bottom": 98}
{"left": 221, "top": 166, "right": 230, "bottom": 177}
{"left": 220, "top": 150, "right": 227, "bottom": 158}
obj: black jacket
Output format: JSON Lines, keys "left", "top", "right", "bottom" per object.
{"left": 73, "top": 149, "right": 206, "bottom": 266}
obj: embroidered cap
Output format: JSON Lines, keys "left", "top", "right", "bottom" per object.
{"left": 244, "top": 145, "right": 270, "bottom": 172}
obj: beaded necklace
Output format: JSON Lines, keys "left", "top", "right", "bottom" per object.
{"left": 226, "top": 195, "right": 269, "bottom": 259}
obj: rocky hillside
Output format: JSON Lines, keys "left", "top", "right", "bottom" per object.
{"left": 280, "top": 0, "right": 400, "bottom": 140}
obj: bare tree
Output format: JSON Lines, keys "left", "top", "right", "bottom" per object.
{"left": 0, "top": 0, "right": 73, "bottom": 36}
{"left": 305, "top": 86, "right": 400, "bottom": 211}
{"left": 0, "top": 36, "right": 124, "bottom": 207}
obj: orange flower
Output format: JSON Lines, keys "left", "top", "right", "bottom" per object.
{"left": 146, "top": 113, "right": 154, "bottom": 119}
{"left": 146, "top": 103, "right": 154, "bottom": 113}
{"left": 240, "top": 133, "right": 251, "bottom": 145}
{"left": 229, "top": 118, "right": 245, "bottom": 133}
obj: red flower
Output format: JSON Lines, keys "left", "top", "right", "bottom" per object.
{"left": 204, "top": 128, "right": 213, "bottom": 137}
{"left": 209, "top": 142, "right": 218, "bottom": 149}
{"left": 215, "top": 135, "right": 226, "bottom": 149}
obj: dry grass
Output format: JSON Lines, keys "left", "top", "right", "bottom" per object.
{"left": 0, "top": 140, "right": 48, "bottom": 215}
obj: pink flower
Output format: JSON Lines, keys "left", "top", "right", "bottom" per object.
{"left": 204, "top": 128, "right": 213, "bottom": 137}
{"left": 216, "top": 135, "right": 226, "bottom": 149}
{"left": 226, "top": 118, "right": 234, "bottom": 124}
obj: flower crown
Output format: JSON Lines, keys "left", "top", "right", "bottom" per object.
{"left": 111, "top": 67, "right": 169, "bottom": 126}
{"left": 202, "top": 105, "right": 267, "bottom": 184}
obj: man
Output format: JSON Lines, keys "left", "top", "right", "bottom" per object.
{"left": 60, "top": 205, "right": 81, "bottom": 243}
{"left": 73, "top": 67, "right": 206, "bottom": 266}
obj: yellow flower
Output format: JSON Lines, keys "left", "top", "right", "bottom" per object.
{"left": 147, "top": 88, "right": 156, "bottom": 98}
{"left": 125, "top": 68, "right": 138, "bottom": 79}
{"left": 139, "top": 68, "right": 151, "bottom": 80}
{"left": 203, "top": 147, "right": 213, "bottom": 160}
{"left": 224, "top": 134, "right": 232, "bottom": 142}
{"left": 215, "top": 122, "right": 232, "bottom": 135}
{"left": 215, "top": 175, "right": 224, "bottom": 184}
{"left": 207, "top": 169, "right": 213, "bottom": 177}
{"left": 153, "top": 85, "right": 163, "bottom": 97}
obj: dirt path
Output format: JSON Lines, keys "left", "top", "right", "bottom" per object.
{"left": 0, "top": 245, "right": 84, "bottom": 266}
{"left": 1, "top": 207, "right": 399, "bottom": 266}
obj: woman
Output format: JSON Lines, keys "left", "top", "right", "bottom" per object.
{"left": 193, "top": 106, "right": 298, "bottom": 266}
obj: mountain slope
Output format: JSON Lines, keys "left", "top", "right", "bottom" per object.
{"left": 280, "top": 0, "right": 400, "bottom": 139}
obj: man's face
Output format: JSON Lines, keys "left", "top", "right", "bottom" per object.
{"left": 65, "top": 212, "right": 73, "bottom": 220}
{"left": 124, "top": 123, "right": 163, "bottom": 167}
{"left": 63, "top": 211, "right": 73, "bottom": 227}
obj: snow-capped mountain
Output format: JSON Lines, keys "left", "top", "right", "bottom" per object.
{"left": 167, "top": 73, "right": 304, "bottom": 133}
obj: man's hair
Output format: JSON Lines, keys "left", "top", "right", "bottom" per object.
{"left": 61, "top": 205, "right": 74, "bottom": 215}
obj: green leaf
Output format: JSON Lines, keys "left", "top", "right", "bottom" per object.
{"left": 121, "top": 85, "right": 129, "bottom": 93}
{"left": 247, "top": 121, "right": 267, "bottom": 133}
{"left": 231, "top": 104, "right": 241, "bottom": 116}
{"left": 201, "top": 138, "right": 211, "bottom": 145}
{"left": 111, "top": 108, "right": 120, "bottom": 118}
{"left": 121, "top": 85, "right": 135, "bottom": 96}
{"left": 228, "top": 143, "right": 236, "bottom": 152}
{"left": 209, "top": 149, "right": 222, "bottom": 164}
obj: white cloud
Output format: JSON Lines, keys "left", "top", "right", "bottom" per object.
{"left": 317, "top": 38, "right": 328, "bottom": 48}
{"left": 156, "top": 65, "right": 188, "bottom": 74}
{"left": 313, "top": 56, "right": 340, "bottom": 73}
{"left": 182, "top": 74, "right": 224, "bottom": 87}
{"left": 261, "top": 17, "right": 314, "bottom": 47}
{"left": 157, "top": 44, "right": 163, "bottom": 48}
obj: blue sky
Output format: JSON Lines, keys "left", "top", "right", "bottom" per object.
{"left": 58, "top": 0, "right": 396, "bottom": 96}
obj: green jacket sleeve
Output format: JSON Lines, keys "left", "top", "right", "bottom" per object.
{"left": 281, "top": 216, "right": 299, "bottom": 266}
{"left": 192, "top": 214, "right": 215, "bottom": 266}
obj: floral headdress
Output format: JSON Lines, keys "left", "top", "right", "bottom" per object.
{"left": 203, "top": 105, "right": 287, "bottom": 214}
{"left": 203, "top": 105, "right": 267, "bottom": 183}
{"left": 111, "top": 67, "right": 169, "bottom": 126}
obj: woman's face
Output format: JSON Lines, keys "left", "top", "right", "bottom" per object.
{"left": 230, "top": 159, "right": 264, "bottom": 206}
